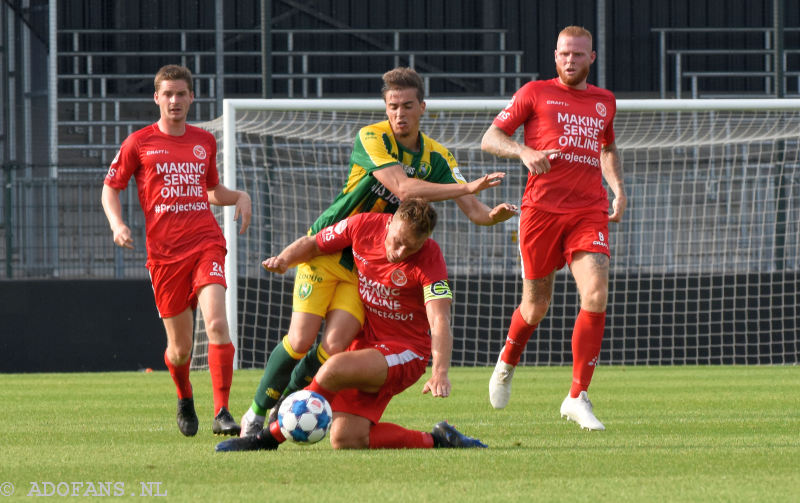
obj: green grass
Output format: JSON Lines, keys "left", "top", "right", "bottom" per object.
{"left": 1, "top": 366, "right": 799, "bottom": 501}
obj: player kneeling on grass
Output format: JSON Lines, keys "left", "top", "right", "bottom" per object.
{"left": 216, "top": 198, "right": 486, "bottom": 451}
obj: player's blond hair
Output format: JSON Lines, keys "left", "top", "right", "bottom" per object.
{"left": 381, "top": 67, "right": 425, "bottom": 102}
{"left": 395, "top": 197, "right": 437, "bottom": 237}
{"left": 559, "top": 25, "right": 593, "bottom": 46}
{"left": 154, "top": 65, "right": 194, "bottom": 93}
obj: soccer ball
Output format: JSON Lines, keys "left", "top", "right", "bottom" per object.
{"left": 277, "top": 390, "right": 332, "bottom": 444}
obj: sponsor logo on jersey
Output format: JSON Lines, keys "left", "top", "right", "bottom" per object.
{"left": 596, "top": 102, "right": 607, "bottom": 117}
{"left": 391, "top": 269, "right": 407, "bottom": 287}
{"left": 297, "top": 283, "right": 313, "bottom": 300}
{"left": 193, "top": 145, "right": 207, "bottom": 160}
{"left": 547, "top": 100, "right": 569, "bottom": 107}
{"left": 334, "top": 220, "right": 347, "bottom": 235}
{"left": 145, "top": 149, "right": 169, "bottom": 156}
{"left": 451, "top": 166, "right": 467, "bottom": 183}
{"left": 110, "top": 151, "right": 120, "bottom": 165}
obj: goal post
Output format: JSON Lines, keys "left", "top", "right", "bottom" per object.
{"left": 193, "top": 98, "right": 800, "bottom": 370}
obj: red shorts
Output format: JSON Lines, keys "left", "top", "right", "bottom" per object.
{"left": 331, "top": 337, "right": 429, "bottom": 424}
{"left": 147, "top": 246, "right": 227, "bottom": 318}
{"left": 518, "top": 207, "right": 610, "bottom": 280}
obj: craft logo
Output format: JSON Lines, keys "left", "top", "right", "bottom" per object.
{"left": 193, "top": 145, "right": 207, "bottom": 160}
{"left": 592, "top": 231, "right": 608, "bottom": 249}
{"left": 595, "top": 102, "right": 607, "bottom": 117}
{"left": 209, "top": 261, "right": 224, "bottom": 278}
{"left": 297, "top": 283, "right": 313, "bottom": 300}
{"left": 391, "top": 269, "right": 407, "bottom": 287}
{"left": 334, "top": 220, "right": 347, "bottom": 235}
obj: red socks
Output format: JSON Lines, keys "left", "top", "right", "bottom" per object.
{"left": 164, "top": 350, "right": 192, "bottom": 400}
{"left": 500, "top": 307, "right": 538, "bottom": 366}
{"left": 208, "top": 342, "right": 235, "bottom": 415}
{"left": 304, "top": 379, "right": 434, "bottom": 449}
{"left": 569, "top": 309, "right": 606, "bottom": 398}
{"left": 306, "top": 377, "right": 337, "bottom": 404}
{"left": 369, "top": 422, "right": 434, "bottom": 449}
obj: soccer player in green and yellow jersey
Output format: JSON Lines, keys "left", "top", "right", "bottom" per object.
{"left": 239, "top": 67, "right": 519, "bottom": 436}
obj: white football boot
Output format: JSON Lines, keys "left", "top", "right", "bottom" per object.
{"left": 560, "top": 391, "right": 605, "bottom": 431}
{"left": 239, "top": 407, "right": 265, "bottom": 438}
{"left": 488, "top": 354, "right": 516, "bottom": 409}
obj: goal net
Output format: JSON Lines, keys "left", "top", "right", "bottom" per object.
{"left": 192, "top": 98, "right": 800, "bottom": 369}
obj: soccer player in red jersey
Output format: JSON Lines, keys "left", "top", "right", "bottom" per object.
{"left": 101, "top": 65, "right": 252, "bottom": 437}
{"left": 215, "top": 198, "right": 486, "bottom": 451}
{"left": 481, "top": 26, "right": 628, "bottom": 430}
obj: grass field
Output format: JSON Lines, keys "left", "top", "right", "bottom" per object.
{"left": 2, "top": 366, "right": 799, "bottom": 502}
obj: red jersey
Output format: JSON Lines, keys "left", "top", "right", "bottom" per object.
{"left": 493, "top": 78, "right": 616, "bottom": 213}
{"left": 315, "top": 213, "right": 452, "bottom": 358}
{"left": 104, "top": 123, "right": 225, "bottom": 266}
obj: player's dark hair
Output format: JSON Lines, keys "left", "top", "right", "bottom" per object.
{"left": 154, "top": 65, "right": 194, "bottom": 93}
{"left": 395, "top": 197, "right": 437, "bottom": 237}
{"left": 559, "top": 25, "right": 593, "bottom": 45}
{"left": 381, "top": 67, "right": 425, "bottom": 102}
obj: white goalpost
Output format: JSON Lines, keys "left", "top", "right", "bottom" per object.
{"left": 192, "top": 98, "right": 800, "bottom": 370}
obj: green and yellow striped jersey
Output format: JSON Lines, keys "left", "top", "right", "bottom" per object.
{"left": 309, "top": 120, "right": 465, "bottom": 234}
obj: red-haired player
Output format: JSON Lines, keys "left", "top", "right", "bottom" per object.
{"left": 481, "top": 26, "right": 628, "bottom": 430}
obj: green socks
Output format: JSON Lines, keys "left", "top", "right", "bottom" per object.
{"left": 252, "top": 335, "right": 306, "bottom": 414}
{"left": 284, "top": 343, "right": 329, "bottom": 396}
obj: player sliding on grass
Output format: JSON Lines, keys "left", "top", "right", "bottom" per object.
{"left": 217, "top": 198, "right": 486, "bottom": 451}
{"left": 238, "top": 66, "right": 517, "bottom": 437}
{"left": 102, "top": 64, "right": 251, "bottom": 437}
{"left": 481, "top": 26, "right": 627, "bottom": 430}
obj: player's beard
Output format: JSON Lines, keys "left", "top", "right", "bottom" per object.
{"left": 557, "top": 64, "right": 590, "bottom": 87}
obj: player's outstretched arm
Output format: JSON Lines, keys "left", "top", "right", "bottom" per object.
{"left": 101, "top": 185, "right": 134, "bottom": 249}
{"left": 373, "top": 164, "right": 505, "bottom": 202}
{"left": 454, "top": 194, "right": 519, "bottom": 226}
{"left": 262, "top": 235, "right": 322, "bottom": 274}
{"left": 422, "top": 297, "right": 453, "bottom": 398}
{"left": 481, "top": 124, "right": 560, "bottom": 176}
{"left": 600, "top": 142, "right": 627, "bottom": 223}
{"left": 207, "top": 184, "right": 252, "bottom": 234}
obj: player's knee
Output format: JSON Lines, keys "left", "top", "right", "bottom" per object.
{"left": 166, "top": 346, "right": 191, "bottom": 365}
{"left": 329, "top": 429, "right": 369, "bottom": 449}
{"left": 203, "top": 317, "right": 230, "bottom": 343}
{"left": 285, "top": 331, "right": 315, "bottom": 354}
{"left": 580, "top": 289, "right": 608, "bottom": 312}
{"left": 519, "top": 300, "right": 549, "bottom": 325}
{"left": 321, "top": 335, "right": 352, "bottom": 355}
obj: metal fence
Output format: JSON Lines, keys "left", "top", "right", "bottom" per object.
{"left": 1, "top": 165, "right": 148, "bottom": 279}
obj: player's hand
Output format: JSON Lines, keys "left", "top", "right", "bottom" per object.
{"left": 521, "top": 147, "right": 560, "bottom": 176}
{"left": 111, "top": 223, "right": 134, "bottom": 249}
{"left": 488, "top": 202, "right": 519, "bottom": 224}
{"left": 465, "top": 172, "right": 506, "bottom": 195}
{"left": 262, "top": 256, "right": 289, "bottom": 274}
{"left": 234, "top": 191, "right": 252, "bottom": 234}
{"left": 609, "top": 191, "right": 628, "bottom": 223}
{"left": 422, "top": 371, "right": 451, "bottom": 398}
